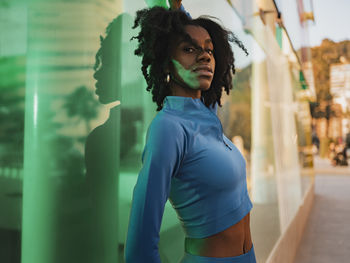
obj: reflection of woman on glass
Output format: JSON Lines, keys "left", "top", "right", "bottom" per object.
{"left": 125, "top": 1, "right": 256, "bottom": 262}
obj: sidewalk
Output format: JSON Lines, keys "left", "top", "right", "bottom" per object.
{"left": 313, "top": 155, "right": 350, "bottom": 174}
{"left": 294, "top": 156, "right": 350, "bottom": 263}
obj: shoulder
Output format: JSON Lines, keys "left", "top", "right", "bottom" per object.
{"left": 144, "top": 111, "right": 188, "bottom": 153}
{"left": 148, "top": 110, "right": 185, "bottom": 137}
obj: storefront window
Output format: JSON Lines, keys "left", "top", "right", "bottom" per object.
{"left": 1, "top": 1, "right": 309, "bottom": 262}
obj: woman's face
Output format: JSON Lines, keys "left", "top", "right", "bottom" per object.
{"left": 93, "top": 35, "right": 121, "bottom": 104}
{"left": 171, "top": 25, "right": 215, "bottom": 91}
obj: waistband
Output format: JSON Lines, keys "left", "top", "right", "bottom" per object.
{"left": 179, "top": 244, "right": 256, "bottom": 263}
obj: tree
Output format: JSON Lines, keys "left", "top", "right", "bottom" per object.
{"left": 63, "top": 85, "right": 100, "bottom": 133}
{"left": 0, "top": 56, "right": 26, "bottom": 167}
{"left": 311, "top": 39, "right": 350, "bottom": 102}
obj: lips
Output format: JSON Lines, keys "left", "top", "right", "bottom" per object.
{"left": 95, "top": 82, "right": 100, "bottom": 94}
{"left": 193, "top": 65, "right": 213, "bottom": 73}
{"left": 193, "top": 65, "right": 213, "bottom": 77}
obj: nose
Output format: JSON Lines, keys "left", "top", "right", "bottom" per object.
{"left": 196, "top": 49, "right": 211, "bottom": 62}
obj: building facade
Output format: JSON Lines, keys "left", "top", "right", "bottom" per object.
{"left": 0, "top": 0, "right": 315, "bottom": 262}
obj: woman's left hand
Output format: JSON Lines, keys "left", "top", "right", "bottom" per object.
{"left": 168, "top": 0, "right": 182, "bottom": 9}
{"left": 144, "top": 0, "right": 182, "bottom": 9}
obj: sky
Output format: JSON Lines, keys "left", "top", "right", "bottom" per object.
{"left": 309, "top": 0, "right": 350, "bottom": 46}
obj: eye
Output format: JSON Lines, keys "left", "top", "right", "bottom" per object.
{"left": 206, "top": 49, "right": 214, "bottom": 55}
{"left": 183, "top": 47, "right": 196, "bottom": 53}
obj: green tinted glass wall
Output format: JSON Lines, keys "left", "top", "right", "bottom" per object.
{"left": 22, "top": 0, "right": 122, "bottom": 262}
{"left": 1, "top": 0, "right": 181, "bottom": 262}
{"left": 1, "top": 1, "right": 26, "bottom": 262}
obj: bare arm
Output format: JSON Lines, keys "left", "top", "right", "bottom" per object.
{"left": 168, "top": 0, "right": 182, "bottom": 9}
{"left": 169, "top": 0, "right": 191, "bottom": 18}
{"left": 144, "top": 0, "right": 183, "bottom": 10}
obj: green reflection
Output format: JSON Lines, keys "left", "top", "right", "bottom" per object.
{"left": 172, "top": 59, "right": 200, "bottom": 89}
{"left": 83, "top": 12, "right": 136, "bottom": 263}
{"left": 144, "top": 0, "right": 168, "bottom": 8}
{"left": 21, "top": 1, "right": 128, "bottom": 262}
{"left": 64, "top": 86, "right": 100, "bottom": 133}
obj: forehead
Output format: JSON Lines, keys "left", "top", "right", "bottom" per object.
{"left": 183, "top": 25, "right": 212, "bottom": 44}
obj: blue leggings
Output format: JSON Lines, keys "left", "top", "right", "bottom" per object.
{"left": 179, "top": 244, "right": 256, "bottom": 263}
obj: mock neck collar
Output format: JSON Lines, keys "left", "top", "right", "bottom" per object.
{"left": 163, "top": 96, "right": 217, "bottom": 114}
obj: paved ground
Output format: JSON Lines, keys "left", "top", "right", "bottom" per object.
{"left": 294, "top": 157, "right": 350, "bottom": 263}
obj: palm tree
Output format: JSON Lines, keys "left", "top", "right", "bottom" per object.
{"left": 63, "top": 85, "right": 99, "bottom": 133}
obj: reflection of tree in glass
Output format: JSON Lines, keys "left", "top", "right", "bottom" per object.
{"left": 33, "top": 108, "right": 84, "bottom": 180}
{"left": 0, "top": 105, "right": 24, "bottom": 167}
{"left": 50, "top": 135, "right": 85, "bottom": 181}
{"left": 63, "top": 85, "right": 99, "bottom": 133}
{"left": 0, "top": 56, "right": 26, "bottom": 168}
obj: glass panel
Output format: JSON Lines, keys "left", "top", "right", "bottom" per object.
{"left": 21, "top": 0, "right": 125, "bottom": 262}
{"left": 0, "top": 2, "right": 26, "bottom": 263}
{"left": 1, "top": 0, "right": 308, "bottom": 262}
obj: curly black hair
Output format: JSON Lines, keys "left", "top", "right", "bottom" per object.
{"left": 132, "top": 7, "right": 248, "bottom": 111}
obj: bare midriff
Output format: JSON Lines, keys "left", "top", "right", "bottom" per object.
{"left": 184, "top": 213, "right": 252, "bottom": 257}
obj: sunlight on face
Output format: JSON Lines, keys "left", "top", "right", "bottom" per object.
{"left": 170, "top": 25, "right": 215, "bottom": 93}
{"left": 172, "top": 59, "right": 201, "bottom": 89}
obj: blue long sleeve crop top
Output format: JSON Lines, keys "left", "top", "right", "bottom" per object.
{"left": 124, "top": 96, "right": 253, "bottom": 263}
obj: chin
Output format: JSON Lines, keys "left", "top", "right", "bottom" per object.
{"left": 196, "top": 76, "right": 212, "bottom": 89}
{"left": 198, "top": 82, "right": 212, "bottom": 91}
{"left": 98, "top": 96, "right": 110, "bottom": 104}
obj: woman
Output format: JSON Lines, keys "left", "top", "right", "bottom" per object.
{"left": 124, "top": 4, "right": 256, "bottom": 263}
